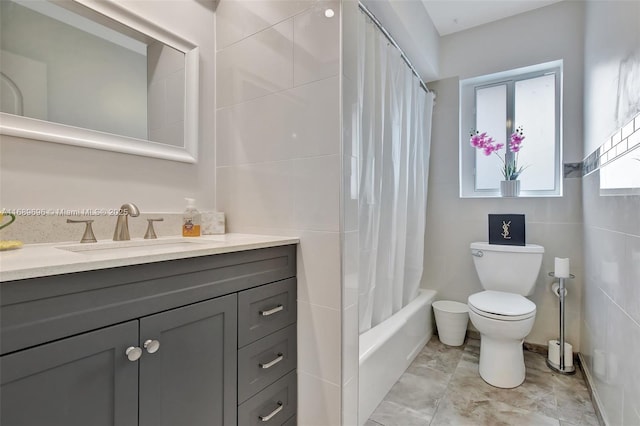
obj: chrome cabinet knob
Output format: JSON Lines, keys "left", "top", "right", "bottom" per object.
{"left": 125, "top": 346, "right": 143, "bottom": 361}
{"left": 144, "top": 339, "right": 160, "bottom": 354}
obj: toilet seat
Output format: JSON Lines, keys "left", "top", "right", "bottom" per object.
{"left": 468, "top": 290, "right": 536, "bottom": 321}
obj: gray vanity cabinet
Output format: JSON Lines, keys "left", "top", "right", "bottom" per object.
{"left": 0, "top": 296, "right": 237, "bottom": 426}
{"left": 0, "top": 321, "right": 139, "bottom": 426}
{"left": 0, "top": 245, "right": 296, "bottom": 426}
{"left": 139, "top": 294, "right": 237, "bottom": 426}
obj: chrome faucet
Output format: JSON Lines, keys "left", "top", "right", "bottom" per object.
{"left": 113, "top": 203, "right": 140, "bottom": 241}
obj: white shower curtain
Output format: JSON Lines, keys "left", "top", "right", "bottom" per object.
{"left": 357, "top": 11, "right": 435, "bottom": 334}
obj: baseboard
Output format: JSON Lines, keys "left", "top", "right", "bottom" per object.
{"left": 578, "top": 353, "right": 608, "bottom": 426}
{"left": 523, "top": 341, "right": 548, "bottom": 357}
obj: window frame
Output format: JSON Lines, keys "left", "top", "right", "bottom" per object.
{"left": 459, "top": 60, "right": 563, "bottom": 198}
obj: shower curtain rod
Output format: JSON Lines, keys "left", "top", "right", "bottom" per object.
{"left": 358, "top": 2, "right": 433, "bottom": 95}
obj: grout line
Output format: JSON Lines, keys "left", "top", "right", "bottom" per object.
{"left": 427, "top": 347, "right": 464, "bottom": 425}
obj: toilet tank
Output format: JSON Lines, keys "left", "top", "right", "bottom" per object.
{"left": 470, "top": 242, "right": 544, "bottom": 296}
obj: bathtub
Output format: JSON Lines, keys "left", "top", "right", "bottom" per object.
{"left": 358, "top": 289, "right": 436, "bottom": 424}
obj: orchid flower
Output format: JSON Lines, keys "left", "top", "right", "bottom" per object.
{"left": 470, "top": 127, "right": 528, "bottom": 180}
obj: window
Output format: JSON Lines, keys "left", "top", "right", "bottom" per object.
{"left": 459, "top": 61, "right": 563, "bottom": 197}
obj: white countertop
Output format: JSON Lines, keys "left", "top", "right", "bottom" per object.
{"left": 0, "top": 234, "right": 299, "bottom": 282}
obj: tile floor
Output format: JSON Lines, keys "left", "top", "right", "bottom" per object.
{"left": 366, "top": 337, "right": 600, "bottom": 426}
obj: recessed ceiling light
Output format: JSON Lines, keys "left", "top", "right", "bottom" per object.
{"left": 324, "top": 8, "right": 335, "bottom": 18}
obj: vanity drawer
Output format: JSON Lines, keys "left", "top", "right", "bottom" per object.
{"left": 238, "top": 324, "right": 296, "bottom": 403}
{"left": 238, "top": 370, "right": 297, "bottom": 426}
{"left": 238, "top": 278, "right": 296, "bottom": 347}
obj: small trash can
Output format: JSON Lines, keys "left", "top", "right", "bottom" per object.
{"left": 432, "top": 300, "right": 469, "bottom": 346}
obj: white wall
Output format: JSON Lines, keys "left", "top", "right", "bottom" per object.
{"left": 214, "top": 1, "right": 343, "bottom": 424}
{"left": 422, "top": 1, "right": 586, "bottom": 350}
{"left": 0, "top": 0, "right": 217, "bottom": 217}
{"left": 581, "top": 2, "right": 640, "bottom": 425}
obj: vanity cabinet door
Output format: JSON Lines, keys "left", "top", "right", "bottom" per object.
{"left": 138, "top": 294, "right": 238, "bottom": 426}
{"left": 0, "top": 321, "right": 139, "bottom": 426}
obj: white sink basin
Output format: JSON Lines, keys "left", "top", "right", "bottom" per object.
{"left": 57, "top": 238, "right": 215, "bottom": 256}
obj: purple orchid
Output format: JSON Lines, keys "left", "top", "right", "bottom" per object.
{"left": 469, "top": 127, "right": 528, "bottom": 180}
{"left": 510, "top": 126, "right": 525, "bottom": 153}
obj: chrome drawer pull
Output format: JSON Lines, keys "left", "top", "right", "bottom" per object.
{"left": 259, "top": 353, "right": 284, "bottom": 369}
{"left": 259, "top": 401, "right": 283, "bottom": 422}
{"left": 260, "top": 304, "right": 284, "bottom": 316}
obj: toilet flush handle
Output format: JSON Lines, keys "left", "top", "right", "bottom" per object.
{"left": 471, "top": 249, "right": 484, "bottom": 257}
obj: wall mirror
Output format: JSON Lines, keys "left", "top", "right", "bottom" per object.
{"left": 0, "top": 0, "right": 199, "bottom": 163}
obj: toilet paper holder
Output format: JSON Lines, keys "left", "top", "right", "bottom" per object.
{"left": 546, "top": 272, "right": 576, "bottom": 375}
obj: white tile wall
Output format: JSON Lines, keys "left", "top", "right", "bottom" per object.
{"left": 218, "top": 162, "right": 295, "bottom": 230}
{"left": 293, "top": 0, "right": 340, "bottom": 86}
{"left": 291, "top": 155, "right": 341, "bottom": 232}
{"left": 298, "top": 300, "right": 342, "bottom": 385}
{"left": 582, "top": 5, "right": 640, "bottom": 414}
{"left": 342, "top": 376, "right": 359, "bottom": 426}
{"left": 341, "top": 2, "right": 360, "bottom": 422}
{"left": 216, "top": 0, "right": 314, "bottom": 50}
{"left": 624, "top": 236, "right": 640, "bottom": 324}
{"left": 296, "top": 230, "right": 342, "bottom": 310}
{"left": 216, "top": 76, "right": 340, "bottom": 166}
{"left": 215, "top": 1, "right": 342, "bottom": 423}
{"left": 581, "top": 171, "right": 640, "bottom": 425}
{"left": 216, "top": 20, "right": 294, "bottom": 108}
{"left": 298, "top": 371, "right": 342, "bottom": 426}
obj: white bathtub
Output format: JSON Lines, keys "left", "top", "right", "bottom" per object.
{"left": 358, "top": 289, "right": 436, "bottom": 424}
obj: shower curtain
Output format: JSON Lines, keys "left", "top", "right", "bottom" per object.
{"left": 357, "top": 10, "right": 435, "bottom": 334}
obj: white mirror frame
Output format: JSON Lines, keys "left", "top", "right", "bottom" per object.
{"left": 0, "top": 0, "right": 199, "bottom": 163}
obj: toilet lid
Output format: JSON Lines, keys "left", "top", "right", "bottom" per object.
{"left": 468, "top": 291, "right": 536, "bottom": 317}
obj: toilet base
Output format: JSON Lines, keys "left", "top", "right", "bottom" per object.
{"left": 478, "top": 335, "right": 526, "bottom": 388}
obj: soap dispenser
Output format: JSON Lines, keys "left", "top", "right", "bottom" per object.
{"left": 182, "top": 198, "right": 201, "bottom": 237}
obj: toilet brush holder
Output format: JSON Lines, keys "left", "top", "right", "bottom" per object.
{"left": 546, "top": 272, "right": 576, "bottom": 375}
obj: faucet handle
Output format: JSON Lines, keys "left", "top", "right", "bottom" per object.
{"left": 67, "top": 219, "right": 97, "bottom": 243}
{"left": 144, "top": 218, "right": 164, "bottom": 239}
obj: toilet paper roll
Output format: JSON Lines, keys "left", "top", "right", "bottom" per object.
{"left": 551, "top": 282, "right": 567, "bottom": 297}
{"left": 548, "top": 340, "right": 573, "bottom": 367}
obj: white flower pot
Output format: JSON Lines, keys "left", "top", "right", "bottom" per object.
{"left": 500, "top": 180, "right": 520, "bottom": 197}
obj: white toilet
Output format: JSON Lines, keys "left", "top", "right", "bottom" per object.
{"left": 468, "top": 242, "right": 544, "bottom": 388}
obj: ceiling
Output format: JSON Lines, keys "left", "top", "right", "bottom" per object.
{"left": 421, "top": 0, "right": 564, "bottom": 36}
